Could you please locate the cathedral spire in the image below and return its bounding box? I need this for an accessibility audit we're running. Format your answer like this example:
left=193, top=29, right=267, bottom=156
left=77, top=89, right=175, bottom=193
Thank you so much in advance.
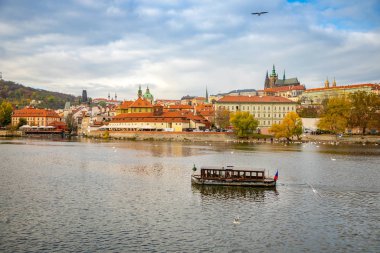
left=283, top=69, right=286, bottom=80
left=324, top=77, right=330, bottom=88
left=272, top=64, right=276, bottom=76
left=138, top=85, right=143, bottom=98
left=264, top=70, right=270, bottom=89
left=205, top=85, right=209, bottom=103
left=332, top=77, right=336, bottom=87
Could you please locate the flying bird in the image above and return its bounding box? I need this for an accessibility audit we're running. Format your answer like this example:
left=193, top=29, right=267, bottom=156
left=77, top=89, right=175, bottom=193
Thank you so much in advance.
left=251, top=11, right=268, bottom=16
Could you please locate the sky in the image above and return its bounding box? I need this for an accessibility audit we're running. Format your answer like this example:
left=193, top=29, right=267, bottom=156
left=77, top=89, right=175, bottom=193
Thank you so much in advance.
left=0, top=0, right=379, bottom=100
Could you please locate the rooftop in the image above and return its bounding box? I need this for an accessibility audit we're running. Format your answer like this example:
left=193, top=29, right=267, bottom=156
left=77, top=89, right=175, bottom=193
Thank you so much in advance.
left=217, top=95, right=296, bottom=103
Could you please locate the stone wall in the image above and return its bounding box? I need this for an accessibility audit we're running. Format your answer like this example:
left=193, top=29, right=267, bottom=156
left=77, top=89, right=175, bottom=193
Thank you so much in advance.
left=0, top=130, right=22, bottom=137
left=87, top=130, right=236, bottom=142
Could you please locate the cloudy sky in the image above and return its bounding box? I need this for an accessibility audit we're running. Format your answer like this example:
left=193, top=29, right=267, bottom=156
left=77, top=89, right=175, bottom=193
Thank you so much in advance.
left=0, top=0, right=379, bottom=100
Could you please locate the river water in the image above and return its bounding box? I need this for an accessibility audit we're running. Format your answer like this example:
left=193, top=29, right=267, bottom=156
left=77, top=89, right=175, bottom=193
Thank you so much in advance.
left=0, top=138, right=379, bottom=252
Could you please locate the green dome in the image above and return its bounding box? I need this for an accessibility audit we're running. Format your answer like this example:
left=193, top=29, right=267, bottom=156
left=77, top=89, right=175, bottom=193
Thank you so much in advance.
left=143, top=87, right=153, bottom=100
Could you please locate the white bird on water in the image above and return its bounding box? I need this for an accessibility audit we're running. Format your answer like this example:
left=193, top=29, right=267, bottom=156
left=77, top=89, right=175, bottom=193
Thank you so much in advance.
left=308, top=183, right=321, bottom=197
left=233, top=216, right=240, bottom=225
left=331, top=157, right=336, bottom=161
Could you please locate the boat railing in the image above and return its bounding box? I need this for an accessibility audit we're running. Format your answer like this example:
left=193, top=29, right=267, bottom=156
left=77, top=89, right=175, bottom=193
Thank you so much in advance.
left=199, top=168, right=266, bottom=181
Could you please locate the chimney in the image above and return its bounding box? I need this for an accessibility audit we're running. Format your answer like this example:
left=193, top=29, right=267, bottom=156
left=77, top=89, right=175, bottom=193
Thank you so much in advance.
left=153, top=105, right=163, bottom=116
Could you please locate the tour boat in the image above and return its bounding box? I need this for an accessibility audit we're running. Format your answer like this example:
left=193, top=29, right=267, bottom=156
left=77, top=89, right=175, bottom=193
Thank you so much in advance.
left=191, top=165, right=277, bottom=188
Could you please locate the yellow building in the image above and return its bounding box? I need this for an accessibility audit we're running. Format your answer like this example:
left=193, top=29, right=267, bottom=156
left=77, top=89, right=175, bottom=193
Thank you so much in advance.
left=107, top=106, right=208, bottom=132
left=12, top=107, right=61, bottom=127
left=301, top=82, right=380, bottom=105
left=115, top=86, right=154, bottom=115
left=115, top=97, right=153, bottom=115
left=215, top=96, right=297, bottom=131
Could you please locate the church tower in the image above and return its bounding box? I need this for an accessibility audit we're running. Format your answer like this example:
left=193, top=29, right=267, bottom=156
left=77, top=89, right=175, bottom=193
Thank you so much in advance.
left=264, top=71, right=270, bottom=89
left=269, top=65, right=278, bottom=88
left=138, top=85, right=143, bottom=98
left=115, top=92, right=117, bottom=101
left=332, top=77, right=336, bottom=87
left=324, top=77, right=330, bottom=88
left=205, top=85, right=209, bottom=103
left=143, top=86, right=154, bottom=103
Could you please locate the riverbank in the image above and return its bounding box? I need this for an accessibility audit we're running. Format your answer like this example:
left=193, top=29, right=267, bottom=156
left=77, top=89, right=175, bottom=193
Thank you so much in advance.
left=85, top=130, right=380, bottom=144
left=86, top=130, right=236, bottom=142
left=302, top=134, right=380, bottom=144
left=0, top=130, right=22, bottom=137
left=3, top=129, right=380, bottom=144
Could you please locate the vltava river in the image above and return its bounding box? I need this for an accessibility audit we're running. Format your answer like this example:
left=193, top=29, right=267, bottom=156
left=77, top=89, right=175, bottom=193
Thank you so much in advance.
left=0, top=138, right=379, bottom=252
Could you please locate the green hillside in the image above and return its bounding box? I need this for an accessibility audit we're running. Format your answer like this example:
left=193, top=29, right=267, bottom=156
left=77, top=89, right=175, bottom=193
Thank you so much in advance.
left=0, top=79, right=80, bottom=109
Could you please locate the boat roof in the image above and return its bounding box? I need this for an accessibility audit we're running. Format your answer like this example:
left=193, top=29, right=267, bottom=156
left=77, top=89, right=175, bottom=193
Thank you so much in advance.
left=200, top=166, right=265, bottom=172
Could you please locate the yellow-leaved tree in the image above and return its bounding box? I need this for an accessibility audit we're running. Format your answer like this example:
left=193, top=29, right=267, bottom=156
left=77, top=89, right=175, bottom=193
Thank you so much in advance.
left=317, top=96, right=351, bottom=134
left=230, top=111, right=259, bottom=138
left=269, top=112, right=303, bottom=141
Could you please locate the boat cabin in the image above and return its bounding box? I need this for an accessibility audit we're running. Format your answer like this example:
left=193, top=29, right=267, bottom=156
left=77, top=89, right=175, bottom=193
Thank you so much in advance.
left=200, top=166, right=266, bottom=181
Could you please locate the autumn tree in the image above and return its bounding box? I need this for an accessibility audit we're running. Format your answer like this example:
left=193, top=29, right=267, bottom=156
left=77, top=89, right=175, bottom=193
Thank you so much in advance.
left=317, top=96, right=350, bottom=134
left=0, top=101, right=13, bottom=127
left=269, top=112, right=303, bottom=141
left=348, top=91, right=380, bottom=135
left=17, top=118, right=27, bottom=128
left=65, top=112, right=77, bottom=134
left=214, top=107, right=230, bottom=129
left=230, top=111, right=259, bottom=137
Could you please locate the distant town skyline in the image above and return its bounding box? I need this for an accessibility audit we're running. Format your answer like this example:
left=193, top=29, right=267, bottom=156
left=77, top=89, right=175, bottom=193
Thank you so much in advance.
left=0, top=0, right=379, bottom=100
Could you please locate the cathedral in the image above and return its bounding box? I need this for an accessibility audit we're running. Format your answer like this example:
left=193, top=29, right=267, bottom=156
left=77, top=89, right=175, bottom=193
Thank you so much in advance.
left=264, top=65, right=300, bottom=89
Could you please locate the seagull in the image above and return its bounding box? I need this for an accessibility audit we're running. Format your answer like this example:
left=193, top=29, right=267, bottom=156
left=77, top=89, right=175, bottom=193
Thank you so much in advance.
left=251, top=11, right=268, bottom=16
left=233, top=216, right=240, bottom=224
left=330, top=157, right=336, bottom=161
left=307, top=183, right=321, bottom=197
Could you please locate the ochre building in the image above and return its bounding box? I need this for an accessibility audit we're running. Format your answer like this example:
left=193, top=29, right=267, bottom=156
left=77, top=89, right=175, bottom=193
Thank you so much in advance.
left=215, top=96, right=297, bottom=131
left=12, top=107, right=61, bottom=127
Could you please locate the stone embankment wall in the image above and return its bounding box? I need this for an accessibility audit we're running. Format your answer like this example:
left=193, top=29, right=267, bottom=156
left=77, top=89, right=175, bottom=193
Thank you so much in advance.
left=0, top=130, right=22, bottom=137
left=302, top=134, right=380, bottom=144
left=87, top=130, right=236, bottom=142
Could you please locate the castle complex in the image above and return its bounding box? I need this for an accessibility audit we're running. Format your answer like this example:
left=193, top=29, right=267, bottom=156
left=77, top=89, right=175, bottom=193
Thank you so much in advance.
left=264, top=65, right=300, bottom=89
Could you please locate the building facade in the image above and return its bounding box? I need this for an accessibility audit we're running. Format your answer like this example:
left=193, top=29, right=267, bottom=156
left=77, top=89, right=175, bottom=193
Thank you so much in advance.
left=107, top=107, right=208, bottom=132
left=263, top=85, right=306, bottom=102
left=215, top=96, right=297, bottom=130
left=12, top=107, right=61, bottom=127
left=301, top=83, right=380, bottom=105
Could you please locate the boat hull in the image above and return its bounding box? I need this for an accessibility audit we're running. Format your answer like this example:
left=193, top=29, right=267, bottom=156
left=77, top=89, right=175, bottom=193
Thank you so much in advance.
left=191, top=175, right=276, bottom=188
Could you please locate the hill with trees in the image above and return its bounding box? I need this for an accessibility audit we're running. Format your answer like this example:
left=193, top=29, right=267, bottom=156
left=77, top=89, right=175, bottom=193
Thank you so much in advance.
left=0, top=79, right=80, bottom=109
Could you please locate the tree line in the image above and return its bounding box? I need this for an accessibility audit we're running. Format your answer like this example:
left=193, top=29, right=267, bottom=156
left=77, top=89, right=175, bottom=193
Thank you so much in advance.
left=317, top=91, right=380, bottom=135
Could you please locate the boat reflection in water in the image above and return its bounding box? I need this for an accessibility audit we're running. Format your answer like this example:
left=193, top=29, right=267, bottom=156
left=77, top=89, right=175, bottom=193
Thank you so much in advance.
left=191, top=183, right=278, bottom=201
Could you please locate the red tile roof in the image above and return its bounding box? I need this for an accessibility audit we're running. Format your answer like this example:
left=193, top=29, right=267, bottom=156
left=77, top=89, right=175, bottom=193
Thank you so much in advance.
left=129, top=97, right=153, bottom=108
left=118, top=100, right=134, bottom=109
left=111, top=111, right=208, bottom=123
left=13, top=108, right=60, bottom=118
left=217, top=95, right=296, bottom=103
left=305, top=83, right=379, bottom=92
left=167, top=105, right=193, bottom=110
left=264, top=85, right=306, bottom=93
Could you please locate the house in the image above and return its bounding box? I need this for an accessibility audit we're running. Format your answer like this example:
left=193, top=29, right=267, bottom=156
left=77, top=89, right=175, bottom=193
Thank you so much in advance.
left=215, top=95, right=297, bottom=133
left=11, top=107, right=61, bottom=127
